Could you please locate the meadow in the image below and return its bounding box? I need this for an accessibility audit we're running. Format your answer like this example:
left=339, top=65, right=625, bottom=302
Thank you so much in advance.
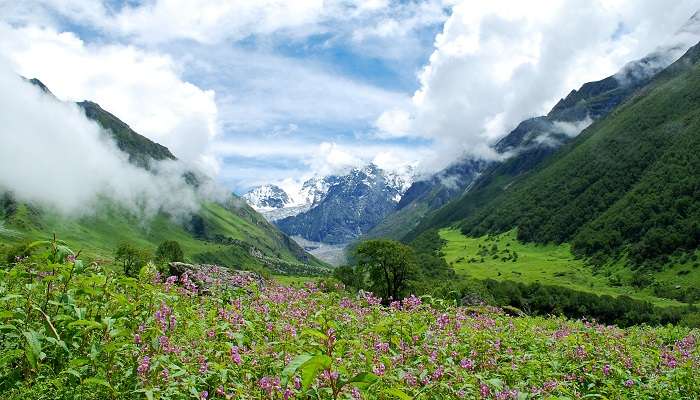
left=1, top=241, right=699, bottom=399
left=439, top=229, right=700, bottom=307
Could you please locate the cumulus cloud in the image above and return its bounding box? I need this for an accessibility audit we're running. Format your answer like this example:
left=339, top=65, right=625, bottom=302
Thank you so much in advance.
left=0, top=23, right=220, bottom=175
left=376, top=0, right=700, bottom=170
left=0, top=59, right=219, bottom=217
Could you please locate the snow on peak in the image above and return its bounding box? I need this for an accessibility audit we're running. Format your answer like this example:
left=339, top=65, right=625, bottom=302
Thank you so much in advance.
left=242, top=184, right=291, bottom=210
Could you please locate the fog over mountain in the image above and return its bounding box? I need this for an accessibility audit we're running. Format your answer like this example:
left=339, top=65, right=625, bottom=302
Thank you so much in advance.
left=0, top=60, right=223, bottom=218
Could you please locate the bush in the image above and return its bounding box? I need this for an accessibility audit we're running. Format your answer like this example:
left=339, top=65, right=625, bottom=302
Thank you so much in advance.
left=155, top=240, right=184, bottom=264
left=114, top=242, right=151, bottom=277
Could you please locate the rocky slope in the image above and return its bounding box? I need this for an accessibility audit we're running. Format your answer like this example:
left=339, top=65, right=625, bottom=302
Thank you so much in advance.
left=274, top=164, right=413, bottom=244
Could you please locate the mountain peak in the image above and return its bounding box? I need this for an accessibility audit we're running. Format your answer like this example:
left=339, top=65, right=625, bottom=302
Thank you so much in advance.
left=242, top=184, right=291, bottom=210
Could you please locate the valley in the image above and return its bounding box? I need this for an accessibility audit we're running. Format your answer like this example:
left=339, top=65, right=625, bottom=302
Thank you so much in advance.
left=2, top=3, right=700, bottom=399
left=439, top=228, right=696, bottom=307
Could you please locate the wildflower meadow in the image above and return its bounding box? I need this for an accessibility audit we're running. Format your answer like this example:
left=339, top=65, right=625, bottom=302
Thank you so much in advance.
left=1, top=242, right=699, bottom=399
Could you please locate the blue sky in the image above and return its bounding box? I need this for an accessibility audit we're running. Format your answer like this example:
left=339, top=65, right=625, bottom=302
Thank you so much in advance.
left=1, top=0, right=699, bottom=195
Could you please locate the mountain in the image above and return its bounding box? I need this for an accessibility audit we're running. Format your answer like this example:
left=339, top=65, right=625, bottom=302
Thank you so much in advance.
left=365, top=158, right=488, bottom=240
left=242, top=184, right=291, bottom=210
left=453, top=41, right=700, bottom=266
left=275, top=164, right=413, bottom=244
left=402, top=16, right=700, bottom=244
left=0, top=79, right=328, bottom=275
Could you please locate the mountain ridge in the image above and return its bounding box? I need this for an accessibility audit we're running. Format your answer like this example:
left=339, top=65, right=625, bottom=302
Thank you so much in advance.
left=1, top=79, right=327, bottom=274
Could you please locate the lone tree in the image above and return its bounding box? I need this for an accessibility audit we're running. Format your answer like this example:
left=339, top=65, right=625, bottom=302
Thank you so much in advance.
left=115, top=243, right=151, bottom=277
left=354, top=239, right=417, bottom=302
left=155, top=240, right=184, bottom=264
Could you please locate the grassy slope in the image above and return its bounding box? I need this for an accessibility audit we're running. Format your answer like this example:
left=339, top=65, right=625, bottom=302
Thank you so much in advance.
left=439, top=228, right=695, bottom=307
left=1, top=80, right=327, bottom=275
left=457, top=43, right=700, bottom=263
left=0, top=200, right=328, bottom=275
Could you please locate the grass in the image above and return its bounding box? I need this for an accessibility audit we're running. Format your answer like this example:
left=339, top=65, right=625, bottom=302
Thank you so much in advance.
left=439, top=228, right=685, bottom=307
left=0, top=201, right=328, bottom=275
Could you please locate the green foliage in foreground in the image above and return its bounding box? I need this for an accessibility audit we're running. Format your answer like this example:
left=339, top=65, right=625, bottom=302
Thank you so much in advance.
left=2, top=246, right=700, bottom=399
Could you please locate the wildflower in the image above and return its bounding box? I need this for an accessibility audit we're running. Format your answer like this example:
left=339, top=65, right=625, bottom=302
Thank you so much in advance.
left=200, top=390, right=208, bottom=399
left=216, top=387, right=225, bottom=397
left=351, top=387, right=362, bottom=399
left=230, top=346, right=242, bottom=365
left=603, top=364, right=611, bottom=376
left=404, top=373, right=417, bottom=387
left=460, top=358, right=475, bottom=370
left=624, top=379, right=634, bottom=387
left=134, top=333, right=142, bottom=345
left=137, top=356, right=150, bottom=377
left=372, top=363, right=386, bottom=376
left=259, top=376, right=281, bottom=395
left=480, top=383, right=491, bottom=398
left=402, top=294, right=422, bottom=310
left=374, top=342, right=389, bottom=354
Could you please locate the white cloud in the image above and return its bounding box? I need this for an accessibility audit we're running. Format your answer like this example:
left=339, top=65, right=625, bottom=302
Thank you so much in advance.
left=374, top=108, right=413, bottom=138
left=193, top=46, right=408, bottom=134
left=0, top=60, right=209, bottom=217
left=0, top=23, right=219, bottom=174
left=376, top=0, right=700, bottom=170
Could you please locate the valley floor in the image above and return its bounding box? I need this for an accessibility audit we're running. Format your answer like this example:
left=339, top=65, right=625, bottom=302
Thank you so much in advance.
left=439, top=229, right=698, bottom=307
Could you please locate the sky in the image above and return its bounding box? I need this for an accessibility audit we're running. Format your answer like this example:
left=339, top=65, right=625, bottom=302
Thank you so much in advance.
left=1, top=0, right=699, bottom=195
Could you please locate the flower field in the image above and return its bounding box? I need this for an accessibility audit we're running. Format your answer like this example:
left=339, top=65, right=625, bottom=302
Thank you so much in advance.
left=1, top=252, right=699, bottom=399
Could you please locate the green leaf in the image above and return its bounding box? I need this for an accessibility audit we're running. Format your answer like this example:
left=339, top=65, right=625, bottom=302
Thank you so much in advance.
left=281, top=354, right=313, bottom=387
left=0, top=349, right=23, bottom=367
left=68, top=319, right=103, bottom=331
left=299, top=354, right=332, bottom=391
left=23, top=330, right=42, bottom=369
left=345, top=372, right=379, bottom=390
left=301, top=328, right=328, bottom=341
left=383, top=388, right=413, bottom=400
left=83, top=377, right=113, bottom=390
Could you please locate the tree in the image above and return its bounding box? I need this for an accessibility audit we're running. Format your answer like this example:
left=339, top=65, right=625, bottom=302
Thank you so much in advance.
left=155, top=240, right=184, bottom=264
left=115, top=243, right=151, bottom=277
left=354, top=239, right=417, bottom=302
left=333, top=265, right=365, bottom=291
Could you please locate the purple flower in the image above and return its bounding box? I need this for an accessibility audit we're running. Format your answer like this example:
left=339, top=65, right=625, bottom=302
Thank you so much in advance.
left=137, top=356, right=150, bottom=377
left=624, top=379, right=635, bottom=387
left=480, top=383, right=491, bottom=398
left=460, top=358, right=475, bottom=370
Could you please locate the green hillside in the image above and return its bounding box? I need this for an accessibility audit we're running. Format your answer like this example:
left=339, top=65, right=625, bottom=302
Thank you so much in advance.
left=458, top=42, right=700, bottom=266
left=0, top=80, right=327, bottom=275
left=439, top=228, right=700, bottom=307
left=407, top=42, right=700, bottom=271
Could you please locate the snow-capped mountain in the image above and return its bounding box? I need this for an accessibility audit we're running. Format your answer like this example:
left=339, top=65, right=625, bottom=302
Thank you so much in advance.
left=241, top=184, right=291, bottom=210
left=275, top=164, right=415, bottom=244
left=243, top=164, right=414, bottom=226
left=242, top=163, right=414, bottom=244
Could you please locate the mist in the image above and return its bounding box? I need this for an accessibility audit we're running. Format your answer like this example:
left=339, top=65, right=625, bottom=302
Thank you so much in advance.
left=0, top=60, right=219, bottom=219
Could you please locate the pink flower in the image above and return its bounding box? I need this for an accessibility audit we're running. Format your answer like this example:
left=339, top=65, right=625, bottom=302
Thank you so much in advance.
left=460, top=358, right=475, bottom=370
left=230, top=346, right=242, bottom=365
left=480, top=383, right=491, bottom=398
left=137, top=356, right=150, bottom=377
